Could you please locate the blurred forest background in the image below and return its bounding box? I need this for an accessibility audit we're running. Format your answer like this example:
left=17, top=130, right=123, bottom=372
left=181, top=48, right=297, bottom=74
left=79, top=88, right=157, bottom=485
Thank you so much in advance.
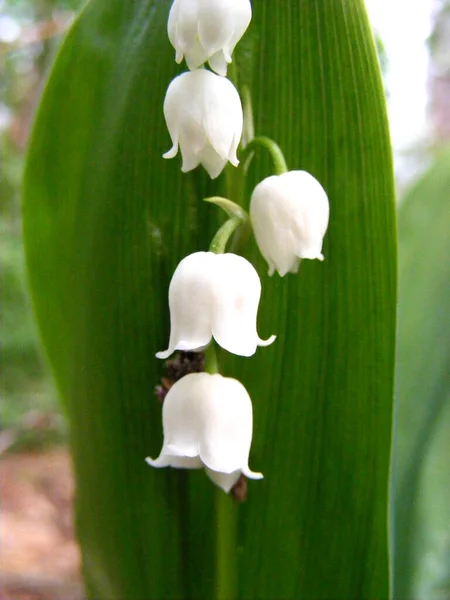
left=0, top=0, right=449, bottom=598
left=1, top=2, right=83, bottom=598
left=1, top=0, right=81, bottom=451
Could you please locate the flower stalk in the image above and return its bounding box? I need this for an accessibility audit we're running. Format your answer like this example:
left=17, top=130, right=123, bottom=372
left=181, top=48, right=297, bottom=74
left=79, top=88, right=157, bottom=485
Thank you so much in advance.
left=216, top=489, right=238, bottom=600
left=151, top=3, right=330, bottom=599
left=209, top=216, right=243, bottom=255
left=202, top=332, right=238, bottom=600
left=204, top=342, right=219, bottom=375
left=241, top=135, right=289, bottom=175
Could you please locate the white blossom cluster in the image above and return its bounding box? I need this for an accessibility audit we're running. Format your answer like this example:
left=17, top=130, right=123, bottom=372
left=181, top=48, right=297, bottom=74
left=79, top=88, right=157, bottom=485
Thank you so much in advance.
left=147, top=0, right=330, bottom=495
left=163, top=0, right=249, bottom=179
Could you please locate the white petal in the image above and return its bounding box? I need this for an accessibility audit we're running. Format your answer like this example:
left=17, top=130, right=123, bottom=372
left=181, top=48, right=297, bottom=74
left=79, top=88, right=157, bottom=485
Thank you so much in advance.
left=205, top=466, right=263, bottom=493
left=197, top=142, right=228, bottom=179
left=146, top=455, right=203, bottom=469
left=170, top=456, right=203, bottom=469
left=163, top=70, right=242, bottom=177
left=163, top=72, right=206, bottom=159
left=227, top=133, right=240, bottom=168
left=179, top=146, right=201, bottom=174
left=211, top=254, right=276, bottom=356
left=174, top=48, right=184, bottom=64
left=287, top=171, right=329, bottom=232
left=223, top=0, right=252, bottom=57
left=195, top=374, right=254, bottom=473
left=163, top=76, right=185, bottom=159
left=205, top=468, right=241, bottom=493
left=175, top=75, right=209, bottom=154
left=198, top=0, right=251, bottom=73
left=168, top=0, right=251, bottom=75
left=156, top=252, right=215, bottom=359
left=241, top=466, right=264, bottom=480
left=288, top=257, right=302, bottom=274
left=165, top=443, right=198, bottom=458
left=196, top=0, right=235, bottom=56
left=163, top=143, right=179, bottom=160
left=146, top=454, right=172, bottom=468
left=201, top=73, right=243, bottom=160
left=169, top=0, right=199, bottom=57
left=160, top=374, right=205, bottom=457
left=167, top=1, right=182, bottom=61
left=250, top=171, right=329, bottom=276
left=250, top=175, right=299, bottom=276
left=146, top=373, right=262, bottom=491
left=183, top=39, right=209, bottom=71
left=146, top=373, right=213, bottom=469
left=158, top=251, right=274, bottom=359
left=207, top=51, right=229, bottom=77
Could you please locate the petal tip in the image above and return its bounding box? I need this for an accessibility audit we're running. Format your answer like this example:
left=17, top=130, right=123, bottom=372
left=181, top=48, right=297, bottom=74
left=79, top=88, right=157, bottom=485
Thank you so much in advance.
left=210, top=61, right=227, bottom=76
left=258, top=334, right=276, bottom=348
left=243, top=467, right=264, bottom=481
left=163, top=145, right=178, bottom=160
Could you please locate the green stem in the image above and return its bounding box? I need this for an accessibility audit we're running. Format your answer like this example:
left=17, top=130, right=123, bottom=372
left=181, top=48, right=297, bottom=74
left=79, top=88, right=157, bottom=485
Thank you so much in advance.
left=240, top=135, right=289, bottom=175
left=221, top=162, right=250, bottom=255
left=204, top=344, right=237, bottom=600
left=204, top=196, right=248, bottom=221
left=227, top=56, right=239, bottom=90
left=228, top=219, right=252, bottom=255
left=205, top=196, right=250, bottom=256
left=209, top=216, right=242, bottom=254
left=204, top=343, right=218, bottom=374
left=216, top=489, right=237, bottom=600
left=210, top=99, right=242, bottom=600
left=241, top=84, right=255, bottom=148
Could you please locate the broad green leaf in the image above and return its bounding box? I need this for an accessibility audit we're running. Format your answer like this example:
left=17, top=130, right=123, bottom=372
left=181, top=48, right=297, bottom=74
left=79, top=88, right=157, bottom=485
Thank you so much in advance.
left=23, top=1, right=397, bottom=598
left=395, top=148, right=450, bottom=600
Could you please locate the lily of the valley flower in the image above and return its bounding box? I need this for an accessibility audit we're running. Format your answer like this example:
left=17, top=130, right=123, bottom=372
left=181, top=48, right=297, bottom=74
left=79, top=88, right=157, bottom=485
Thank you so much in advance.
left=163, top=70, right=243, bottom=179
left=156, top=251, right=275, bottom=359
left=250, top=171, right=330, bottom=276
left=146, top=372, right=262, bottom=493
left=168, top=0, right=252, bottom=76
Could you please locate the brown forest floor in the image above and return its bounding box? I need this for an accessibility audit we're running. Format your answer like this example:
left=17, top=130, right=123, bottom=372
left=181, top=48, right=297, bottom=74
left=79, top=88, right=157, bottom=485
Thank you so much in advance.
left=0, top=449, right=84, bottom=600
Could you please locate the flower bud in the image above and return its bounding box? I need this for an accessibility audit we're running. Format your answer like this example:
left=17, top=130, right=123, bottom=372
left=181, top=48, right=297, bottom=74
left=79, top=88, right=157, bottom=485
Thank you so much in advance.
left=163, top=70, right=243, bottom=179
left=250, top=171, right=330, bottom=276
left=156, top=251, right=275, bottom=359
left=168, top=0, right=252, bottom=76
left=146, top=372, right=263, bottom=493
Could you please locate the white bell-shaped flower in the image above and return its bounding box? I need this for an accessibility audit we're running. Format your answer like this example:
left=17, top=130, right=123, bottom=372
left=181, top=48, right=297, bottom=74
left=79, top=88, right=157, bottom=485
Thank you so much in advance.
left=250, top=171, right=330, bottom=276
left=163, top=70, right=243, bottom=179
left=146, top=372, right=263, bottom=493
left=156, top=251, right=275, bottom=359
left=168, top=0, right=252, bottom=76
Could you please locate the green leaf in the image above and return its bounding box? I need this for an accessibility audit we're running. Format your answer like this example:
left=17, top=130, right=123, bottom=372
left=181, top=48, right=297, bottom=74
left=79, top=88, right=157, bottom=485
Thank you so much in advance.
left=394, top=148, right=450, bottom=600
left=23, top=1, right=397, bottom=598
